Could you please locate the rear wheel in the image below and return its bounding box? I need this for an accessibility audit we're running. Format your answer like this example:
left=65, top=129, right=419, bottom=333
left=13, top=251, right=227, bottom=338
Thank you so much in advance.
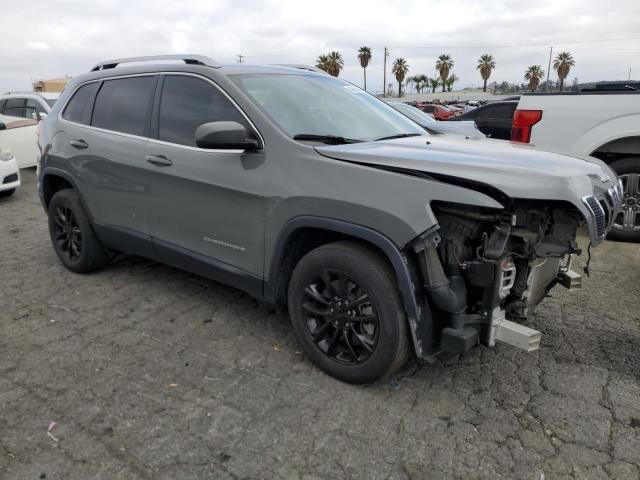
left=48, top=189, right=109, bottom=272
left=608, top=158, right=640, bottom=242
left=287, top=241, right=409, bottom=384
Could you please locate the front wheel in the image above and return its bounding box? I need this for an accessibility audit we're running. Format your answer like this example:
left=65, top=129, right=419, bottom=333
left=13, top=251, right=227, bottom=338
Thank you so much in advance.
left=608, top=158, right=640, bottom=242
left=287, top=241, right=409, bottom=384
left=0, top=188, right=15, bottom=197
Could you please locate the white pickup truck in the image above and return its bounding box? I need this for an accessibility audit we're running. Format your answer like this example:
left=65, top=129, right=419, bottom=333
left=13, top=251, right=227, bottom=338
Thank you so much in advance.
left=513, top=87, right=640, bottom=242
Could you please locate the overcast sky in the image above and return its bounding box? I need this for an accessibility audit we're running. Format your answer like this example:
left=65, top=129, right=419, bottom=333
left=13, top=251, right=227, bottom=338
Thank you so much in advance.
left=2, top=0, right=640, bottom=94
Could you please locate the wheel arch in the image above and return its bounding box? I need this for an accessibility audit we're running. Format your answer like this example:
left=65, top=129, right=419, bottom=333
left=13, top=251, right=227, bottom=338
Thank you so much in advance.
left=41, top=168, right=95, bottom=223
left=264, top=216, right=430, bottom=357
left=590, top=135, right=640, bottom=162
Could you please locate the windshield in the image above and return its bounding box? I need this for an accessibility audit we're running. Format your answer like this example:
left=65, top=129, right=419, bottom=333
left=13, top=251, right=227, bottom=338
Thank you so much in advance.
left=392, top=103, right=436, bottom=124
left=232, top=74, right=425, bottom=142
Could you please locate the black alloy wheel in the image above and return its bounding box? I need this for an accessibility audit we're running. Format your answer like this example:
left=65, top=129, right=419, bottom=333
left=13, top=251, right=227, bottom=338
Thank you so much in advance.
left=302, top=269, right=379, bottom=365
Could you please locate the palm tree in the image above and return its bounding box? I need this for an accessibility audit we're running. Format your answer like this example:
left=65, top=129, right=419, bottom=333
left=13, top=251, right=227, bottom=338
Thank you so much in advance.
left=357, top=47, right=372, bottom=90
left=326, top=51, right=344, bottom=77
left=445, top=74, right=458, bottom=92
left=553, top=52, right=575, bottom=91
left=435, top=54, right=454, bottom=92
left=416, top=74, right=429, bottom=93
left=407, top=74, right=428, bottom=93
left=429, top=77, right=440, bottom=93
left=316, top=54, right=330, bottom=74
left=391, top=58, right=409, bottom=97
left=476, top=54, right=496, bottom=92
left=524, top=65, right=545, bottom=91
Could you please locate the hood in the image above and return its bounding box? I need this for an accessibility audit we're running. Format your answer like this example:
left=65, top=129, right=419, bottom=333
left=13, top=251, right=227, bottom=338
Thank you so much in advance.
left=316, top=135, right=617, bottom=202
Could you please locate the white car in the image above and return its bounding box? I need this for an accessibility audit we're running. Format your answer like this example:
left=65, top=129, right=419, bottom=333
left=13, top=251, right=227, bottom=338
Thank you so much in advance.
left=0, top=116, right=39, bottom=168
left=0, top=91, right=59, bottom=120
left=0, top=143, right=20, bottom=197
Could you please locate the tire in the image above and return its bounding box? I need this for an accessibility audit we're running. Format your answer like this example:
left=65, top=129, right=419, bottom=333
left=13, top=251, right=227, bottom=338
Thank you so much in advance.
left=607, top=158, right=640, bottom=242
left=47, top=189, right=109, bottom=273
left=287, top=241, right=409, bottom=384
left=0, top=188, right=15, bottom=197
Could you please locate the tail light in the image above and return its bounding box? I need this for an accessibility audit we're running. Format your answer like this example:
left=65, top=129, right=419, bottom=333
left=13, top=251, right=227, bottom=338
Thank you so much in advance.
left=511, top=109, right=542, bottom=143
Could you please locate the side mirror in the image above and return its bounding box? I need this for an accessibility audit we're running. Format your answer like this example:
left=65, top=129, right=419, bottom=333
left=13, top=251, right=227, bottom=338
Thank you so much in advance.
left=0, top=122, right=6, bottom=131
left=195, top=121, right=260, bottom=150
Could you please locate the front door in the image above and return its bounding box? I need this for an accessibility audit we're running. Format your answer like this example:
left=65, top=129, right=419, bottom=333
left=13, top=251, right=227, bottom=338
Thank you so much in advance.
left=144, top=74, right=266, bottom=285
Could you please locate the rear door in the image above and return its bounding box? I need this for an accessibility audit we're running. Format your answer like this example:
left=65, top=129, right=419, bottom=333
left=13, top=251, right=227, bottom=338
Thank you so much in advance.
left=144, top=73, right=266, bottom=281
left=58, top=76, right=156, bottom=251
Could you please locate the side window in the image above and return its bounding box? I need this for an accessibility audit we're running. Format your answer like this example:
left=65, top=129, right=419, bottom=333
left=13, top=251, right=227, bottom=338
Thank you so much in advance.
left=63, top=82, right=100, bottom=125
left=26, top=99, right=47, bottom=118
left=92, top=76, right=155, bottom=136
left=158, top=75, right=249, bottom=147
left=4, top=98, right=27, bottom=118
left=477, top=105, right=511, bottom=119
left=0, top=100, right=6, bottom=114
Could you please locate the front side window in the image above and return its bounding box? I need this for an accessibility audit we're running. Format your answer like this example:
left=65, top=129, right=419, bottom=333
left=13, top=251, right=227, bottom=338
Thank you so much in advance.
left=158, top=75, right=248, bottom=147
left=92, top=76, right=155, bottom=136
left=63, top=82, right=100, bottom=125
left=232, top=74, right=424, bottom=142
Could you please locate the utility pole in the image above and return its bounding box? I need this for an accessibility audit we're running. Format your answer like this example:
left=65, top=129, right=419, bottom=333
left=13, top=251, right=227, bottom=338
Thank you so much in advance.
left=236, top=54, right=245, bottom=63
left=629, top=67, right=632, bottom=81
left=383, top=47, right=389, bottom=97
left=546, top=46, right=553, bottom=92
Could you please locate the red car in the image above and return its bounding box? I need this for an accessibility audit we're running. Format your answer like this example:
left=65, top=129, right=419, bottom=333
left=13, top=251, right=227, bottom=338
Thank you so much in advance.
left=417, top=103, right=454, bottom=120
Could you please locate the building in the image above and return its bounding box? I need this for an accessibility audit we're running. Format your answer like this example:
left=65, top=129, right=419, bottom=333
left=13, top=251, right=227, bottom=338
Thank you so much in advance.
left=32, top=77, right=72, bottom=93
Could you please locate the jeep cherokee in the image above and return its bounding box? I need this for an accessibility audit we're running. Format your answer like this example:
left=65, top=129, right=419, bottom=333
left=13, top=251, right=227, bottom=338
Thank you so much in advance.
left=37, top=55, right=623, bottom=384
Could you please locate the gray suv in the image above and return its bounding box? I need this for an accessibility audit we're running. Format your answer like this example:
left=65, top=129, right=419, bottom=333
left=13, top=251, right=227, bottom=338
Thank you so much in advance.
left=37, top=55, right=623, bottom=384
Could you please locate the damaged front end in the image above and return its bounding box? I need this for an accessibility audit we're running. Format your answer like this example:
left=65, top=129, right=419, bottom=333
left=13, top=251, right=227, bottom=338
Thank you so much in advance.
left=411, top=201, right=586, bottom=355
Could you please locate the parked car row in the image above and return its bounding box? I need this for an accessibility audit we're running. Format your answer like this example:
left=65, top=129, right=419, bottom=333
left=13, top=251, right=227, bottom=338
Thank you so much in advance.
left=35, top=55, right=624, bottom=384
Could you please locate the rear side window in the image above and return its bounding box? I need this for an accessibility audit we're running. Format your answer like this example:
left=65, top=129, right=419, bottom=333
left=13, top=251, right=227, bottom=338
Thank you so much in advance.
left=4, top=98, right=27, bottom=118
left=476, top=104, right=513, bottom=119
left=157, top=75, right=248, bottom=147
left=62, top=82, right=100, bottom=124
left=92, top=76, right=155, bottom=136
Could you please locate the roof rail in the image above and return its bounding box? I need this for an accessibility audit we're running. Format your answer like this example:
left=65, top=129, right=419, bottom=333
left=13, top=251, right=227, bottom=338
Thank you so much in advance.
left=272, top=64, right=329, bottom=75
left=90, top=54, right=221, bottom=72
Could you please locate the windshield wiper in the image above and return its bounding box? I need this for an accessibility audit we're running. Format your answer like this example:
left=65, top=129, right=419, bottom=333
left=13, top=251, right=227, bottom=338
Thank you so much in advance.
left=374, top=133, right=423, bottom=141
left=293, top=134, right=363, bottom=145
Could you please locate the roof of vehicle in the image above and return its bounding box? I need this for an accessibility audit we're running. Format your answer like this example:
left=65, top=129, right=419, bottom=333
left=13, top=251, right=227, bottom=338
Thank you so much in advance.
left=86, top=55, right=327, bottom=78
left=1, top=91, right=60, bottom=100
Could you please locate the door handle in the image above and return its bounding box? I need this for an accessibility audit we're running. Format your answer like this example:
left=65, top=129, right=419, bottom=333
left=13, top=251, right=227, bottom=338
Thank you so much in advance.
left=145, top=155, right=173, bottom=167
left=70, top=139, right=88, bottom=149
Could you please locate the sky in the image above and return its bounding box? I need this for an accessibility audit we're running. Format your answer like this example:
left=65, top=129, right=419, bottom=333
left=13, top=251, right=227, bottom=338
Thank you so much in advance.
left=2, top=0, right=640, bottom=94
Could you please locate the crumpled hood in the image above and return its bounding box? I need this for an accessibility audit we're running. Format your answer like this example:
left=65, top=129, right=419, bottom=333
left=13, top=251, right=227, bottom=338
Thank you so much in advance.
left=316, top=135, right=617, bottom=202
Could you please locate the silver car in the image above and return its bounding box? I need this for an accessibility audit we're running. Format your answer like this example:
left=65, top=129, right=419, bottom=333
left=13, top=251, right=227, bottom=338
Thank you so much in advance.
left=37, top=55, right=622, bottom=384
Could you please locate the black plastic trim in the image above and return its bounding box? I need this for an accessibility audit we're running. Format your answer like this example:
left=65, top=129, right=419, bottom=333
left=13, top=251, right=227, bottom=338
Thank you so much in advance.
left=265, top=216, right=429, bottom=357
left=93, top=224, right=263, bottom=299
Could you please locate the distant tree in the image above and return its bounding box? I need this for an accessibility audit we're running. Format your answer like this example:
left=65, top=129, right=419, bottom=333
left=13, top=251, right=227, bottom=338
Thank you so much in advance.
left=327, top=51, right=344, bottom=77
left=524, top=65, right=545, bottom=91
left=435, top=54, right=454, bottom=92
left=316, top=54, right=330, bottom=74
left=408, top=74, right=429, bottom=93
left=429, top=77, right=440, bottom=93
left=391, top=58, right=410, bottom=97
left=553, top=52, right=575, bottom=91
left=357, top=46, right=372, bottom=90
left=476, top=54, right=496, bottom=92
left=445, top=74, right=458, bottom=92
